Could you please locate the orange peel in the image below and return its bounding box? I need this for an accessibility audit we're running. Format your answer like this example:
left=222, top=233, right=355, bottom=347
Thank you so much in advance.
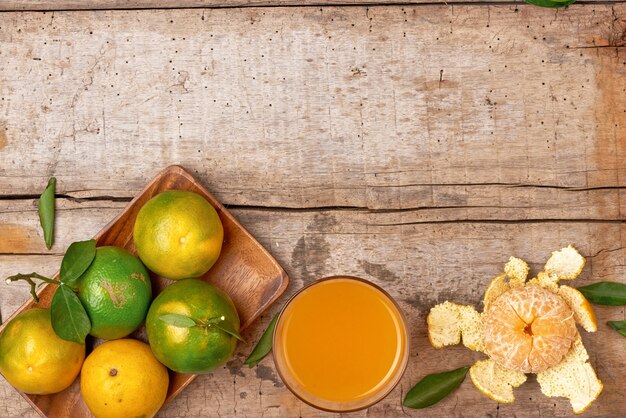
left=427, top=301, right=484, bottom=353
left=528, top=271, right=559, bottom=292
left=544, top=245, right=586, bottom=280
left=427, top=245, right=602, bottom=413
left=537, top=337, right=603, bottom=414
left=469, top=358, right=527, bottom=403
left=504, top=256, right=529, bottom=287
left=557, top=286, right=597, bottom=333
left=483, top=274, right=510, bottom=311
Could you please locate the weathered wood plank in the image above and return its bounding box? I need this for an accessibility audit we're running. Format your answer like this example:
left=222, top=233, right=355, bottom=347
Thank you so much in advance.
left=0, top=0, right=620, bottom=12
left=1, top=209, right=625, bottom=417
left=0, top=3, right=625, bottom=418
left=3, top=196, right=626, bottom=257
left=0, top=5, right=624, bottom=216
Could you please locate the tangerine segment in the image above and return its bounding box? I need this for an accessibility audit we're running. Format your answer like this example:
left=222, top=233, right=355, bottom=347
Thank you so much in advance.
left=469, top=358, right=527, bottom=403
left=537, top=337, right=603, bottom=414
left=483, top=285, right=577, bottom=373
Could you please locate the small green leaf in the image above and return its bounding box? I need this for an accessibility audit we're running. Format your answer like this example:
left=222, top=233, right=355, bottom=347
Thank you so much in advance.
left=160, top=313, right=197, bottom=328
left=244, top=313, right=279, bottom=367
left=577, top=282, right=626, bottom=306
left=211, top=317, right=244, bottom=342
left=38, top=177, right=56, bottom=250
left=525, top=0, right=576, bottom=8
left=608, top=320, right=626, bottom=331
left=403, top=366, right=470, bottom=409
left=50, top=285, right=91, bottom=343
left=60, top=240, right=96, bottom=286
left=608, top=321, right=626, bottom=337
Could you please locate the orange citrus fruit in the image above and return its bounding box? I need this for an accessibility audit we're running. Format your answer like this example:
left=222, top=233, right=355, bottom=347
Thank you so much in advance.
left=133, top=190, right=224, bottom=280
left=145, top=279, right=240, bottom=373
left=483, top=285, right=577, bottom=373
left=0, top=308, right=85, bottom=394
left=76, top=246, right=152, bottom=340
left=80, top=339, right=168, bottom=418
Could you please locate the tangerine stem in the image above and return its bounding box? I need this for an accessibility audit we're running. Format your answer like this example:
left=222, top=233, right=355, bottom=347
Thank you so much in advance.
left=5, top=272, right=58, bottom=303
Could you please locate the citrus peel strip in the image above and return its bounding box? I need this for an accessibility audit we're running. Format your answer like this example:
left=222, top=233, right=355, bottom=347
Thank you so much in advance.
left=536, top=337, right=603, bottom=414
left=427, top=301, right=485, bottom=353
left=469, top=358, right=527, bottom=404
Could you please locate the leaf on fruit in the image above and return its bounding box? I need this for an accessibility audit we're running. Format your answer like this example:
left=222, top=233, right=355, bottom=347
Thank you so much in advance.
left=50, top=285, right=91, bottom=343
left=159, top=313, right=197, bottom=328
left=60, top=239, right=96, bottom=286
left=211, top=316, right=244, bottom=342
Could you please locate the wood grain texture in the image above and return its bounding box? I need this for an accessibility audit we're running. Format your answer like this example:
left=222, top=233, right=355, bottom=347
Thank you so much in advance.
left=0, top=3, right=625, bottom=418
left=0, top=5, right=624, bottom=217
left=2, top=207, right=625, bottom=417
left=0, top=0, right=620, bottom=12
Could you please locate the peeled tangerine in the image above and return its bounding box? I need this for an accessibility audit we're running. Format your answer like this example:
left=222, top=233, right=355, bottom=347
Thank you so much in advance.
left=427, top=246, right=602, bottom=414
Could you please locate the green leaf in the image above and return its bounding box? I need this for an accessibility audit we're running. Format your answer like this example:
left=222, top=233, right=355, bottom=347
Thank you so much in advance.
left=50, top=285, right=91, bottom=343
left=60, top=240, right=96, bottom=286
left=403, top=366, right=470, bottom=409
left=159, top=313, right=197, bottom=328
left=211, top=317, right=244, bottom=342
left=577, top=282, right=626, bottom=306
left=608, top=321, right=626, bottom=337
left=525, top=0, right=576, bottom=8
left=608, top=320, right=626, bottom=331
left=38, top=177, right=56, bottom=250
left=244, top=313, right=279, bottom=367
left=607, top=321, right=626, bottom=337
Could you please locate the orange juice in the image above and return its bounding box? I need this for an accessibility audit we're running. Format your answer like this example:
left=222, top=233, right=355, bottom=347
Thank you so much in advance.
left=273, top=277, right=408, bottom=412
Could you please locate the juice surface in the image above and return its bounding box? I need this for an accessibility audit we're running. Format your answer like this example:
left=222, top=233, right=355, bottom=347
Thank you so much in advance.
left=276, top=278, right=406, bottom=403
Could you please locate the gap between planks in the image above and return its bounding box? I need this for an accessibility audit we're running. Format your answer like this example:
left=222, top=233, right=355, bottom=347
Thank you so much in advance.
left=0, top=0, right=624, bottom=12
left=2, top=197, right=626, bottom=217
left=1, top=183, right=625, bottom=200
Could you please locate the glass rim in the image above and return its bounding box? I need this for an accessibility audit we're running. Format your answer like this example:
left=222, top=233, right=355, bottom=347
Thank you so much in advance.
left=272, top=275, right=410, bottom=413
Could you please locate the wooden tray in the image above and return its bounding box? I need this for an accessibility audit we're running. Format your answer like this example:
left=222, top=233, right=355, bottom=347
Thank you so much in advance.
left=0, top=165, right=289, bottom=417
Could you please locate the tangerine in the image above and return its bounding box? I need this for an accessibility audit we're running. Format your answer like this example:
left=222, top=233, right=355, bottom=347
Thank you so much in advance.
left=80, top=339, right=168, bottom=418
left=483, top=285, right=577, bottom=373
left=76, top=246, right=152, bottom=340
left=133, top=190, right=224, bottom=280
left=146, top=279, right=240, bottom=374
left=0, top=308, right=85, bottom=394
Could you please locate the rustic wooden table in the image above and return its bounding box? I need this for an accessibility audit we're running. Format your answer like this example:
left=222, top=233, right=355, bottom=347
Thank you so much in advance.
left=0, top=1, right=625, bottom=417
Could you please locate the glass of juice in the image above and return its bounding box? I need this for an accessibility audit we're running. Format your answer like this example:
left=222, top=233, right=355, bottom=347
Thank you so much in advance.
left=273, top=276, right=409, bottom=412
